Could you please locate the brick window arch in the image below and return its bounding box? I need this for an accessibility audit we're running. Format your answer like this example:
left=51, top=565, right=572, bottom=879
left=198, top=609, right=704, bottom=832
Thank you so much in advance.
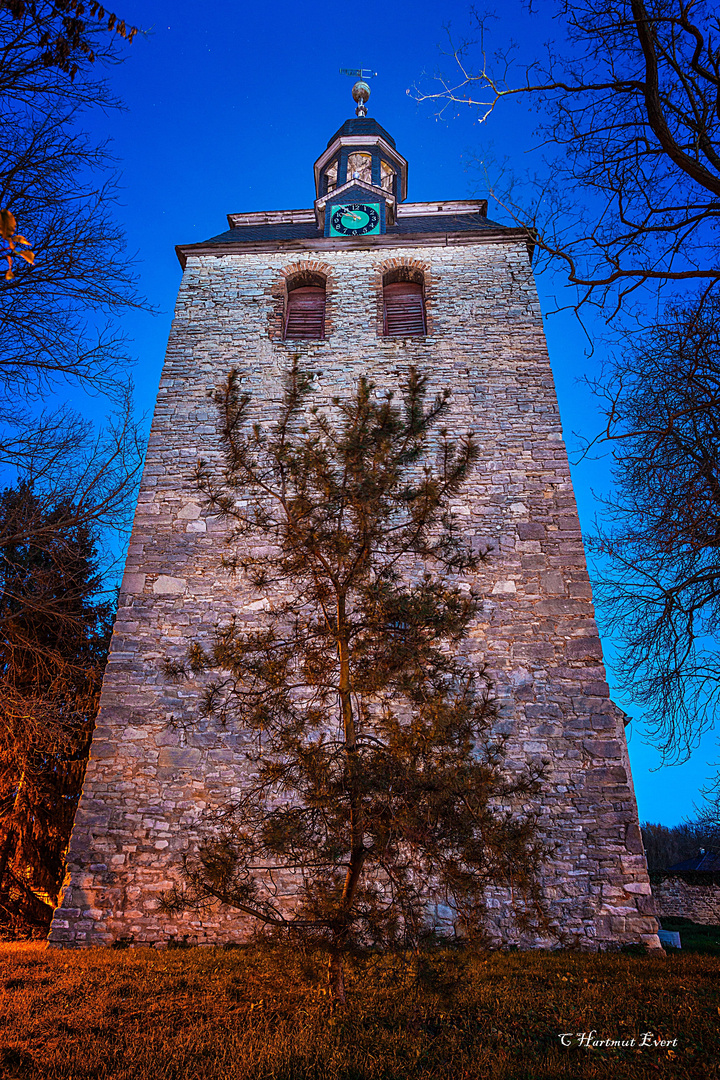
left=284, top=270, right=326, bottom=340
left=382, top=267, right=426, bottom=338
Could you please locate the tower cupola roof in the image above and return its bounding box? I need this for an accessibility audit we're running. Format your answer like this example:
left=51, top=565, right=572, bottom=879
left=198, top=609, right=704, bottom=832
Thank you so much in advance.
left=326, top=117, right=396, bottom=149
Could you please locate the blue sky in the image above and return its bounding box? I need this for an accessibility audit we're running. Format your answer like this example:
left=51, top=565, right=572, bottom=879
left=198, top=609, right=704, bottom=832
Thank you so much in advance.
left=68, top=0, right=717, bottom=826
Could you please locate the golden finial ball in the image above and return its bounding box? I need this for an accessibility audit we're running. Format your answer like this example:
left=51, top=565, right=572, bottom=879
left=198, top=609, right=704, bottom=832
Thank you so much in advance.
left=352, top=80, right=371, bottom=105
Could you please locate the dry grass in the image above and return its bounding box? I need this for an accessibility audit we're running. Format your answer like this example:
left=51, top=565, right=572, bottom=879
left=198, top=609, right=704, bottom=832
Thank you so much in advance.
left=1, top=941, right=719, bottom=1079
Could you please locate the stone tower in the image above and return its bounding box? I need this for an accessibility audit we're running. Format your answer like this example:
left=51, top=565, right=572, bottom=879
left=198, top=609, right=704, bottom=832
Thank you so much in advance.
left=49, top=88, right=660, bottom=950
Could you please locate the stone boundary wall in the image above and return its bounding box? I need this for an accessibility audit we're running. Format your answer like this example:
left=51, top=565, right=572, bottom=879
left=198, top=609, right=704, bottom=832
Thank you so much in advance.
left=49, top=236, right=660, bottom=951
left=652, top=878, right=720, bottom=925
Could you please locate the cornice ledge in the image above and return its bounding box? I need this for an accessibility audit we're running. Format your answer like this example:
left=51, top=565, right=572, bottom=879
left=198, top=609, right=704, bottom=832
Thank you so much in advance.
left=175, top=227, right=533, bottom=269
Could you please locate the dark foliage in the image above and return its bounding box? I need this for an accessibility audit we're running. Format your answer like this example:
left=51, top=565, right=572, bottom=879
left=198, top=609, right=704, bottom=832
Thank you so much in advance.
left=163, top=363, right=546, bottom=1000
left=0, top=0, right=139, bottom=98
left=642, top=819, right=720, bottom=873
left=0, top=483, right=113, bottom=935
left=2, top=1, right=138, bottom=81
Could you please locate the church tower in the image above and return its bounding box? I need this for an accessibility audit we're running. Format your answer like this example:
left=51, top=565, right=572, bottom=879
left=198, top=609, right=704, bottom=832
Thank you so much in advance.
left=50, top=86, right=660, bottom=950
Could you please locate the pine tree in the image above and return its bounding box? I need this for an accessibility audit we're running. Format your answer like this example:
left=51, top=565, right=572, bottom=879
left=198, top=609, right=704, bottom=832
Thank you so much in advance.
left=163, top=363, right=546, bottom=1000
left=0, top=484, right=112, bottom=934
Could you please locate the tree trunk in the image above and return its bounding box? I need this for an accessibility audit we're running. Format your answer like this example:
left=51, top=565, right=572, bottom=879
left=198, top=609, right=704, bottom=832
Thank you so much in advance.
left=336, top=597, right=366, bottom=914
left=327, top=949, right=347, bottom=1006
left=0, top=827, right=16, bottom=893
left=0, top=768, right=25, bottom=892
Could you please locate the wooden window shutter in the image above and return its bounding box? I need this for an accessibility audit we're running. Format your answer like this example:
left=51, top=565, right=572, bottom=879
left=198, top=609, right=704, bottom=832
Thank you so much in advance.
left=383, top=281, right=426, bottom=337
left=285, top=285, right=326, bottom=340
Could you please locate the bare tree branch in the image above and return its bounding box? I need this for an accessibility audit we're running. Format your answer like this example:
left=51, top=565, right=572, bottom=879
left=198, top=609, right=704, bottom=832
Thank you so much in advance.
left=587, top=295, right=720, bottom=762
left=412, top=0, right=720, bottom=314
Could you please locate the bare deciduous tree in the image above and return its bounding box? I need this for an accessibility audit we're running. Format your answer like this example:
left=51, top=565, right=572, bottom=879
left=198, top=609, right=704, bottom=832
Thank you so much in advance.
left=0, top=6, right=145, bottom=398
left=0, top=0, right=139, bottom=131
left=0, top=388, right=144, bottom=561
left=586, top=296, right=720, bottom=762
left=1, top=0, right=139, bottom=84
left=415, top=0, right=720, bottom=802
left=1, top=0, right=140, bottom=280
left=413, top=0, right=720, bottom=315
left=0, top=0, right=146, bottom=549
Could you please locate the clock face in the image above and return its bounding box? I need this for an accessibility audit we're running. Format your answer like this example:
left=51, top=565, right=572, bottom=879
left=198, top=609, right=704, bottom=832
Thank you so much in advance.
left=329, top=203, right=381, bottom=237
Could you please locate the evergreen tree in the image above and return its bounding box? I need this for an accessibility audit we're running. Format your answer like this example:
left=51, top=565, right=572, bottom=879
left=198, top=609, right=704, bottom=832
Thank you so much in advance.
left=163, top=363, right=546, bottom=1001
left=0, top=483, right=112, bottom=934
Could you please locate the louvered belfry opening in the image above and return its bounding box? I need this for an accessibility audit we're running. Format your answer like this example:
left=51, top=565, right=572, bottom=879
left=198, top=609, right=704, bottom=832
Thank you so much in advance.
left=284, top=275, right=326, bottom=340
left=383, top=273, right=426, bottom=338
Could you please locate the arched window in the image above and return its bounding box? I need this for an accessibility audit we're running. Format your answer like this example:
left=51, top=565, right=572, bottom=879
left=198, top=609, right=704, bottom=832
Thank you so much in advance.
left=284, top=274, right=326, bottom=340
left=347, top=151, right=373, bottom=184
left=324, top=159, right=338, bottom=194
left=383, top=269, right=426, bottom=338
left=380, top=159, right=395, bottom=193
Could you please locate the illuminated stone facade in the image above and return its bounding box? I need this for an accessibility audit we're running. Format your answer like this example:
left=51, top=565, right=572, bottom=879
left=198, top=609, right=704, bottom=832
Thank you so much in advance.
left=49, top=115, right=660, bottom=951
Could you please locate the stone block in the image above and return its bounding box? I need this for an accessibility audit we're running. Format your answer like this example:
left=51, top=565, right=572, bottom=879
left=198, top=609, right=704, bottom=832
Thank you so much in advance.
left=586, top=766, right=629, bottom=786
left=624, top=823, right=645, bottom=855
left=177, top=503, right=202, bottom=519
left=516, top=523, right=545, bottom=540
left=565, top=638, right=604, bottom=660
left=157, top=747, right=202, bottom=768
left=121, top=573, right=146, bottom=594
left=636, top=894, right=657, bottom=916
left=540, top=572, right=565, bottom=595
left=492, top=580, right=517, bottom=595
left=153, top=576, right=187, bottom=596
left=582, top=740, right=621, bottom=759
left=537, top=599, right=586, bottom=616
left=623, top=882, right=652, bottom=895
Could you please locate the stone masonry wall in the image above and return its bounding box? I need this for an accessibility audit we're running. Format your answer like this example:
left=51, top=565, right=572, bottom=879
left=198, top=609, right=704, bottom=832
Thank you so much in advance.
left=652, top=878, right=720, bottom=925
left=49, top=237, right=660, bottom=950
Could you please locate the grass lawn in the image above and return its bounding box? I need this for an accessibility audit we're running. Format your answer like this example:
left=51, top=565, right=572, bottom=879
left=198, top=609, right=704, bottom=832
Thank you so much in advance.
left=1, top=942, right=719, bottom=1079
left=660, top=917, right=720, bottom=956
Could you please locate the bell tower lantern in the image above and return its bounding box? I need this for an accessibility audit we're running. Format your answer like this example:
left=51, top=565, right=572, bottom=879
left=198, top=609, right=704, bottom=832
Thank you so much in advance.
left=313, top=81, right=408, bottom=235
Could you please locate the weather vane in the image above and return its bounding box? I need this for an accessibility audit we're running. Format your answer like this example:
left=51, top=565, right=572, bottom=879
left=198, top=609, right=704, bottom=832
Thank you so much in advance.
left=339, top=67, right=377, bottom=116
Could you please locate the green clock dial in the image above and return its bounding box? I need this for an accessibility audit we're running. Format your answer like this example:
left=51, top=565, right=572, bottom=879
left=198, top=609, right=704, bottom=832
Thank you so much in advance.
left=329, top=202, right=381, bottom=237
